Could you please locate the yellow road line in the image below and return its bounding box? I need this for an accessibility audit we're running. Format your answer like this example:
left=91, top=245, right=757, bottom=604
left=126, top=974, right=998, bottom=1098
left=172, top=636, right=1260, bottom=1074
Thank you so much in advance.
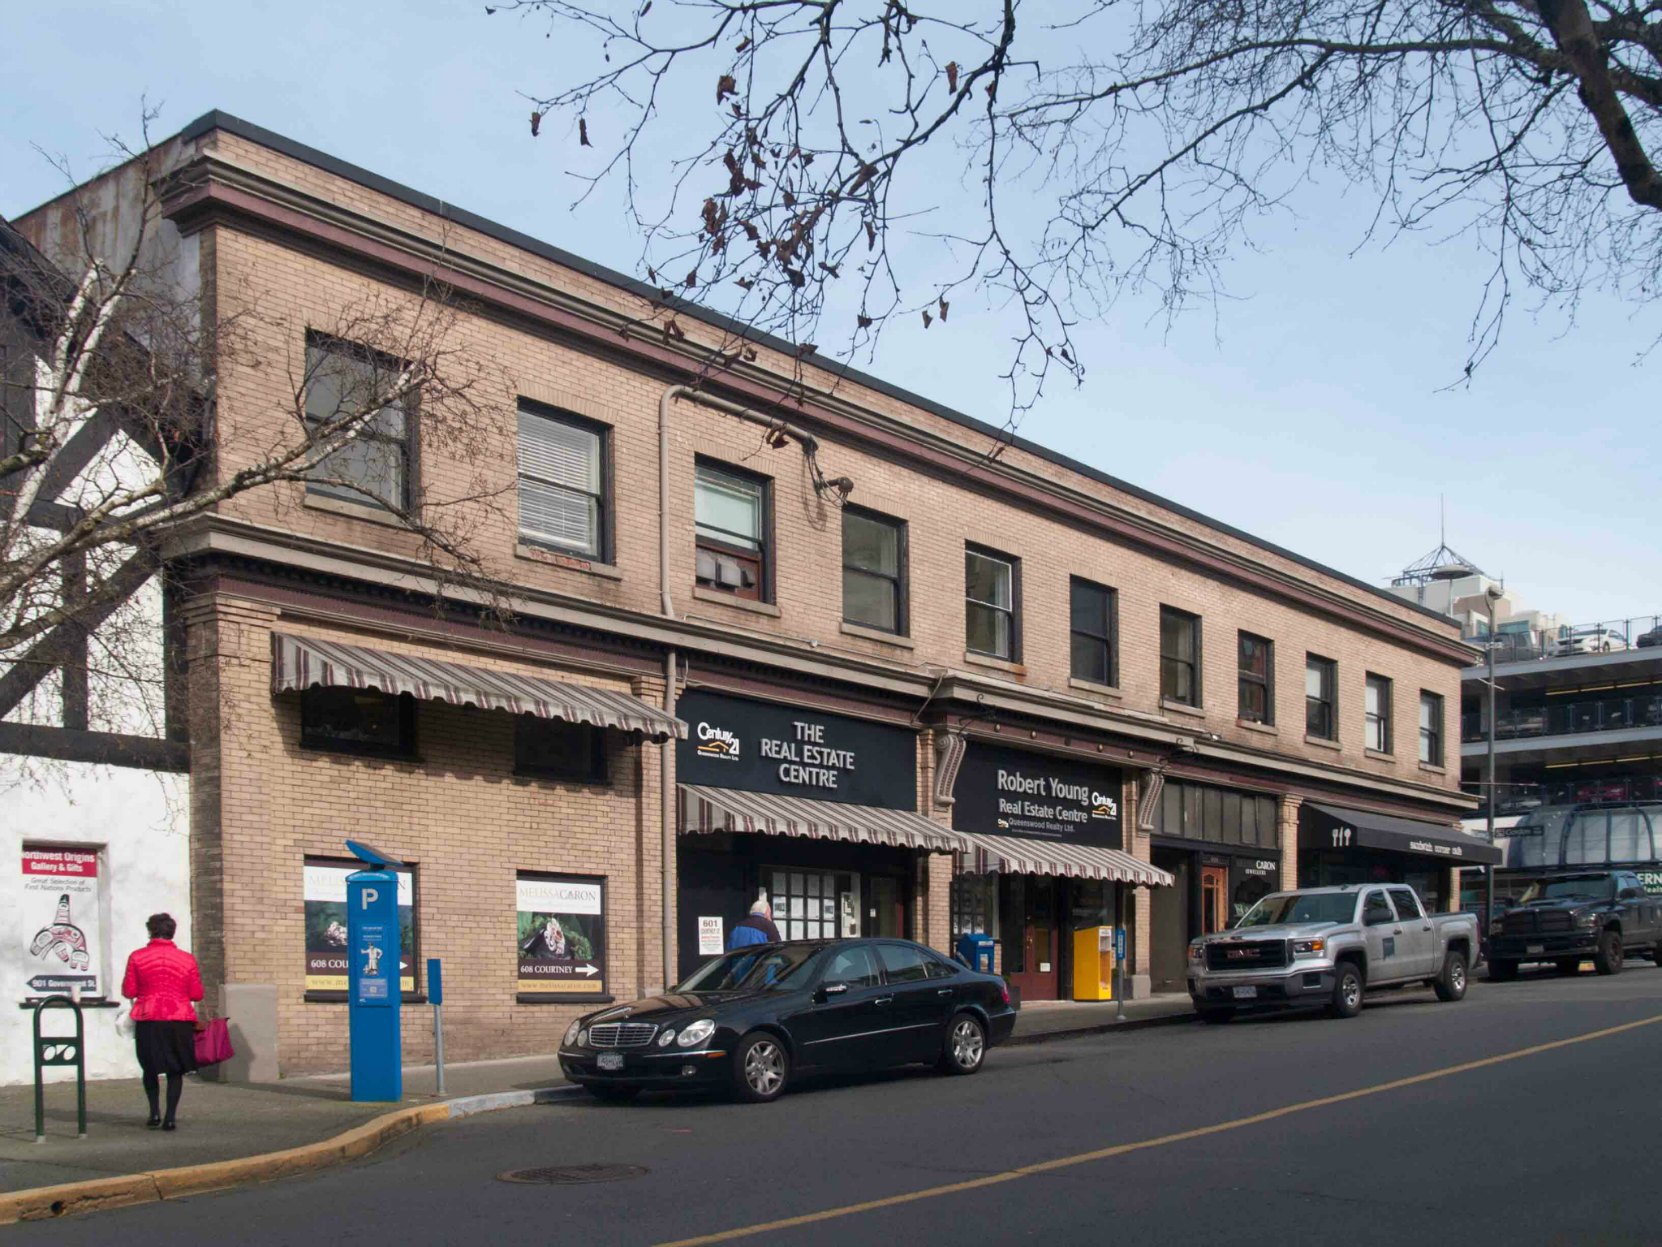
left=657, top=1012, right=1662, bottom=1247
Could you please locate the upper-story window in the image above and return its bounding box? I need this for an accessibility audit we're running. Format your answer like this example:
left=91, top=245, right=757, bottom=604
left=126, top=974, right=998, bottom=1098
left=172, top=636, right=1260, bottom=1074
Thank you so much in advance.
left=303, top=336, right=412, bottom=511
left=1238, top=632, right=1273, bottom=724
left=1419, top=691, right=1444, bottom=766
left=1365, top=673, right=1393, bottom=753
left=965, top=545, right=1018, bottom=660
left=842, top=507, right=906, bottom=634
left=1160, top=606, right=1201, bottom=707
left=514, top=716, right=608, bottom=784
left=1306, top=654, right=1337, bottom=740
left=300, top=687, right=416, bottom=759
left=695, top=461, right=770, bottom=601
left=1070, top=578, right=1118, bottom=686
left=516, top=402, right=607, bottom=559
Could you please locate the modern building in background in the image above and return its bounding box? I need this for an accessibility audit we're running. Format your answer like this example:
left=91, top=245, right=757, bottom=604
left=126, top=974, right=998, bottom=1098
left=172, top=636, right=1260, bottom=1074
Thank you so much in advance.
left=7, top=113, right=1481, bottom=1079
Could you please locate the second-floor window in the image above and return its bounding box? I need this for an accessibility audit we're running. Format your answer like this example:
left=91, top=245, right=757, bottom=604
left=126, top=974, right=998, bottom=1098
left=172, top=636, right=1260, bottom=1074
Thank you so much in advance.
left=842, top=507, right=906, bottom=634
left=1306, top=655, right=1337, bottom=740
left=516, top=402, right=607, bottom=559
left=1419, top=691, right=1444, bottom=765
left=303, top=336, right=412, bottom=511
left=1070, top=578, right=1118, bottom=686
left=695, top=461, right=769, bottom=601
left=965, top=545, right=1017, bottom=660
left=1365, top=673, right=1393, bottom=752
left=1238, top=632, right=1273, bottom=724
left=1160, top=607, right=1201, bottom=706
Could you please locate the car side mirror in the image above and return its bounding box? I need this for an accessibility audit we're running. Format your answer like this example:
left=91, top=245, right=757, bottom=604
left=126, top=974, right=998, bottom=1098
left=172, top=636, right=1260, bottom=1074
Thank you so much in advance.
left=815, top=982, right=850, bottom=1003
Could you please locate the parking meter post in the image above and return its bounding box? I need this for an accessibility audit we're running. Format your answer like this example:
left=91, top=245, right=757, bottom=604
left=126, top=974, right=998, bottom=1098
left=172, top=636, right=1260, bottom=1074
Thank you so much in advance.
left=428, top=958, right=445, bottom=1097
left=346, top=865, right=403, bottom=1103
left=33, top=996, right=87, bottom=1142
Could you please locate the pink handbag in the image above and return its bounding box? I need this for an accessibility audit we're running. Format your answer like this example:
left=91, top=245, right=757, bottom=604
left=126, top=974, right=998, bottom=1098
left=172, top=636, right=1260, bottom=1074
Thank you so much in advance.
left=194, top=1017, right=235, bottom=1066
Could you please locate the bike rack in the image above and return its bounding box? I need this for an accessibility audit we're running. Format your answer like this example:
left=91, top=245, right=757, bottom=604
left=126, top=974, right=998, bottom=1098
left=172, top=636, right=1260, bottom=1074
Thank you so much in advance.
left=33, top=995, right=87, bottom=1142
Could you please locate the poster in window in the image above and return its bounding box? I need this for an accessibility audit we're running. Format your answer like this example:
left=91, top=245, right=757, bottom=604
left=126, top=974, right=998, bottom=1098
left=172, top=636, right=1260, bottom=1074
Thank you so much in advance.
left=517, top=874, right=606, bottom=997
left=304, top=859, right=416, bottom=995
left=22, top=847, right=104, bottom=998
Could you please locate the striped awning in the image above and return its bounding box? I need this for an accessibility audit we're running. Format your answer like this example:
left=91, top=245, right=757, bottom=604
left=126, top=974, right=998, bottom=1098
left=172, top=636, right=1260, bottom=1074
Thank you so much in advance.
left=953, top=831, right=1174, bottom=886
left=679, top=784, right=958, bottom=853
left=271, top=633, right=686, bottom=740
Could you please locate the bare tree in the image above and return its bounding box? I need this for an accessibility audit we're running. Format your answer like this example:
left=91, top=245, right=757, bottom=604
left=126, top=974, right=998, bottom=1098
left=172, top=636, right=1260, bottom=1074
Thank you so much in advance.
left=1, top=128, right=509, bottom=776
left=507, top=0, right=1662, bottom=416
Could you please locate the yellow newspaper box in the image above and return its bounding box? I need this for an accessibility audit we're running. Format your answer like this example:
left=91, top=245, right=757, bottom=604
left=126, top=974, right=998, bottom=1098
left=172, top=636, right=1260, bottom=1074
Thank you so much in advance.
left=1072, top=926, right=1115, bottom=1001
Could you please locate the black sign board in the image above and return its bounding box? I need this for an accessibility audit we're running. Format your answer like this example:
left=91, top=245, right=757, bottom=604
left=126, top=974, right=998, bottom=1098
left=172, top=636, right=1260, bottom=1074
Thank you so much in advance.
left=676, top=690, right=918, bottom=810
left=950, top=741, right=1124, bottom=849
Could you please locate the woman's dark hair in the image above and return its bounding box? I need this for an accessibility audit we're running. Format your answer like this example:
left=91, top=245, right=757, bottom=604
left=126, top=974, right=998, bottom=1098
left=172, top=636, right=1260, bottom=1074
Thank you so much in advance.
left=146, top=913, right=177, bottom=940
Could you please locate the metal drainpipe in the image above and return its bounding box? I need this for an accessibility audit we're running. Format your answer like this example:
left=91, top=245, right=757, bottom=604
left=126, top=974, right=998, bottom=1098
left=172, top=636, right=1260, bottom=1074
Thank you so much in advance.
left=656, top=383, right=823, bottom=990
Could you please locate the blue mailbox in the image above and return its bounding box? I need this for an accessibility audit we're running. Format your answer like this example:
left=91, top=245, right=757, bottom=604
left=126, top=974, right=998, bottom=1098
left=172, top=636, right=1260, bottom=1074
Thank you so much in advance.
left=345, top=840, right=403, bottom=1103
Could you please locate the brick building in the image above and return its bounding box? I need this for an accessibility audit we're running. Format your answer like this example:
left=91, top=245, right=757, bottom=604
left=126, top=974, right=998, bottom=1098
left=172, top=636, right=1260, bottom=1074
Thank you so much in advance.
left=12, top=112, right=1484, bottom=1076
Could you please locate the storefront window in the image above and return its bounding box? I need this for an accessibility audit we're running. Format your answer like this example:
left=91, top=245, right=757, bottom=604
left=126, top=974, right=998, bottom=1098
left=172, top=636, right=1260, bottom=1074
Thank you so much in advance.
left=951, top=873, right=998, bottom=936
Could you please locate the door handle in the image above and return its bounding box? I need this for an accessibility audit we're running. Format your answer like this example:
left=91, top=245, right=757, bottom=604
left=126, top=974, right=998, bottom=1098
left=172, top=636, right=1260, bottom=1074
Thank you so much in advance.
left=1392, top=927, right=1403, bottom=934
left=936, top=988, right=953, bottom=995
left=874, top=996, right=894, bottom=1006
left=1422, top=925, right=1432, bottom=932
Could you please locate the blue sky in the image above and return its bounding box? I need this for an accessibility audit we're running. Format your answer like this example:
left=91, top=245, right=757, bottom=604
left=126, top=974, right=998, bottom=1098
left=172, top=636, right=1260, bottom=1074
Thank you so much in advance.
left=4, top=1, right=1656, bottom=627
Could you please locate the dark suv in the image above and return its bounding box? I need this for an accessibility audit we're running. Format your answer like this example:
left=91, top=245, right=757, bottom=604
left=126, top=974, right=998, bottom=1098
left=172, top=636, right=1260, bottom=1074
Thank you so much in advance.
left=1488, top=870, right=1662, bottom=979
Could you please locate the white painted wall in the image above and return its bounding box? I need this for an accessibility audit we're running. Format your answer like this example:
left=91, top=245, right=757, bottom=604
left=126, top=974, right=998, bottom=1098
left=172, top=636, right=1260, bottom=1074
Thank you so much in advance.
left=2, top=763, right=189, bottom=1084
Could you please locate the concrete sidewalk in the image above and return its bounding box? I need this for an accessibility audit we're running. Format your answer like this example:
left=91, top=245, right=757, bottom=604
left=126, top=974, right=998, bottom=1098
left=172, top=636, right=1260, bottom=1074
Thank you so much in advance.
left=3, top=993, right=1193, bottom=1200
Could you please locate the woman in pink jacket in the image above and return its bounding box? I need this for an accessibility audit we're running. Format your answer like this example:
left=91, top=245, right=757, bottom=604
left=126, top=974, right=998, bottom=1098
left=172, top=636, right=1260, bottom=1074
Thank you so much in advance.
left=121, top=914, right=204, bottom=1130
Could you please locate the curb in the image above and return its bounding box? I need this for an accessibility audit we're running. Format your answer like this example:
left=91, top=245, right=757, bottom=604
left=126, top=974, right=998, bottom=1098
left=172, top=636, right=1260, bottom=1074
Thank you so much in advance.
left=0, top=1087, right=579, bottom=1227
left=1007, top=1009, right=1196, bottom=1046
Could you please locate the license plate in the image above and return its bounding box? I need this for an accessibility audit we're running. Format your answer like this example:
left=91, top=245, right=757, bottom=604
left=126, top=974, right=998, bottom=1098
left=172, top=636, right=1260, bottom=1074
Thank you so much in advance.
left=597, top=1053, right=624, bottom=1071
left=1231, top=985, right=1258, bottom=1000
left=1526, top=945, right=1544, bottom=956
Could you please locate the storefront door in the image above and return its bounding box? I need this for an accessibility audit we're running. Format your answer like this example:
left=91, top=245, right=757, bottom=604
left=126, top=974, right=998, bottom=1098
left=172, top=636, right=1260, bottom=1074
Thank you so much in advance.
left=1200, top=865, right=1229, bottom=934
left=864, top=875, right=907, bottom=938
left=1000, top=875, right=1060, bottom=1001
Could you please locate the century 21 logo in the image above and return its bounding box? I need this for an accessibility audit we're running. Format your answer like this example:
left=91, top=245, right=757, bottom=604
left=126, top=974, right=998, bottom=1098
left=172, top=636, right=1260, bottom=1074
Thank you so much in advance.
left=695, top=721, right=741, bottom=760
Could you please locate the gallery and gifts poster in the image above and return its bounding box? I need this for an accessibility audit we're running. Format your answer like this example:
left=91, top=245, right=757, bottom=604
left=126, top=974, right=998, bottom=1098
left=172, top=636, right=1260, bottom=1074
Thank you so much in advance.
left=304, top=858, right=416, bottom=996
left=517, top=874, right=607, bottom=999
left=22, top=846, right=104, bottom=998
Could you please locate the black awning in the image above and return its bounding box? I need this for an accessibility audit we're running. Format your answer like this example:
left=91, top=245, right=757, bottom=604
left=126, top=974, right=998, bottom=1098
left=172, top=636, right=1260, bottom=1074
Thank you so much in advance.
left=1300, top=802, right=1502, bottom=866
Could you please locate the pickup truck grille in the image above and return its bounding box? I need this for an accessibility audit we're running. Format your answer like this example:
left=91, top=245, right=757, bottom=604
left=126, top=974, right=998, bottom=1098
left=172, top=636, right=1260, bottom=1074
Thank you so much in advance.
left=1537, top=911, right=1573, bottom=933
left=1502, top=910, right=1575, bottom=935
left=1205, top=940, right=1288, bottom=971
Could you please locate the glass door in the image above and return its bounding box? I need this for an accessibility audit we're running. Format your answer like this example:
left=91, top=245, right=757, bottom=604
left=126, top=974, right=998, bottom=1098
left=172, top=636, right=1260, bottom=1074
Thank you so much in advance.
left=767, top=868, right=854, bottom=940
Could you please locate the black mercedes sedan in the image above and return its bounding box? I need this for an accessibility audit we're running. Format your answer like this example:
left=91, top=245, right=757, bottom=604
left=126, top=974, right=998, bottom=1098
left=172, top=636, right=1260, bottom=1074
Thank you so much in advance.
left=558, top=938, right=1017, bottom=1103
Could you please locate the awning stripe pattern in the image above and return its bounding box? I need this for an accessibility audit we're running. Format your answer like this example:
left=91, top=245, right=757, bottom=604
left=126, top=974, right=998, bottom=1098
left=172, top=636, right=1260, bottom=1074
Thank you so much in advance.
left=953, top=831, right=1175, bottom=886
left=270, top=633, right=686, bottom=740
left=679, top=784, right=957, bottom=853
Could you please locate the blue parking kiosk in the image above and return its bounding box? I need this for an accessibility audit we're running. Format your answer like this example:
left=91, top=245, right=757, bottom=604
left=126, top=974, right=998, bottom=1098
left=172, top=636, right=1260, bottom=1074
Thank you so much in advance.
left=345, top=839, right=403, bottom=1103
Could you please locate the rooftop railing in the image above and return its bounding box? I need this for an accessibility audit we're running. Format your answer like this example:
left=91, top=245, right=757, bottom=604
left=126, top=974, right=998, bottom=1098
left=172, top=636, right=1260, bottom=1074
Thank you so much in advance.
left=1463, top=614, right=1662, bottom=664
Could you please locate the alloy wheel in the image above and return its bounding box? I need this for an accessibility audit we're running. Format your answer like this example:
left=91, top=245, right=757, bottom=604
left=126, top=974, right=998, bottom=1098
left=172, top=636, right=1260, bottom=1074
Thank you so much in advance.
left=743, top=1040, right=785, bottom=1097
left=1452, top=961, right=1466, bottom=993
left=1342, top=975, right=1362, bottom=1010
left=950, top=1018, right=985, bottom=1070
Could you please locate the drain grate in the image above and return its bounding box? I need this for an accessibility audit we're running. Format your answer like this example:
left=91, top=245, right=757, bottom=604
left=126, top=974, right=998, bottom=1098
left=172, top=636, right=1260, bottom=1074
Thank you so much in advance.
left=498, top=1163, right=649, bottom=1185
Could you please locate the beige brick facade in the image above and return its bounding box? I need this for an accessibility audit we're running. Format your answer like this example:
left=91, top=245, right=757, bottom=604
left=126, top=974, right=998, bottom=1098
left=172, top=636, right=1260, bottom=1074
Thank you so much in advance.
left=17, top=116, right=1478, bottom=1072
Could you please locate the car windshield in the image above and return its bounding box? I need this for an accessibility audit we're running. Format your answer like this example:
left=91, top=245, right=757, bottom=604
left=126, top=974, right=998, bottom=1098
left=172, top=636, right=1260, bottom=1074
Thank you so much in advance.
left=1236, top=892, right=1357, bottom=927
left=1520, top=875, right=1614, bottom=903
left=673, top=945, right=822, bottom=993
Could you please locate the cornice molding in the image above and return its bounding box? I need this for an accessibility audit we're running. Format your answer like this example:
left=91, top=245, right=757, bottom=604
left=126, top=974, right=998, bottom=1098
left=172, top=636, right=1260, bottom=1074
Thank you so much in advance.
left=156, top=153, right=1474, bottom=668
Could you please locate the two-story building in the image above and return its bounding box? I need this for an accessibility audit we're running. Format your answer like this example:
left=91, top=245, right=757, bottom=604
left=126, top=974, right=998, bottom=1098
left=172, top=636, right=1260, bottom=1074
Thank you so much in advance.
left=12, top=112, right=1482, bottom=1076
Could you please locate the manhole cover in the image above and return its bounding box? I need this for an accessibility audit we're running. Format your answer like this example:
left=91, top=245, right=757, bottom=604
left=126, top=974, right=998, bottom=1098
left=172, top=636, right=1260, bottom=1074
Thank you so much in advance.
left=497, top=1163, right=649, bottom=1185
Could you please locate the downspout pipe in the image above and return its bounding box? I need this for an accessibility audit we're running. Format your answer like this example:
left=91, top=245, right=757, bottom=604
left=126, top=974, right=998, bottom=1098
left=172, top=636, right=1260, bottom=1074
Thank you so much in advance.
left=655, top=383, right=822, bottom=990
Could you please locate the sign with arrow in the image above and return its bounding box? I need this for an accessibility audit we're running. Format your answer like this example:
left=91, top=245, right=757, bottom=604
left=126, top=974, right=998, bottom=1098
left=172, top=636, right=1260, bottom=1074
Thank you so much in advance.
left=516, top=874, right=607, bottom=998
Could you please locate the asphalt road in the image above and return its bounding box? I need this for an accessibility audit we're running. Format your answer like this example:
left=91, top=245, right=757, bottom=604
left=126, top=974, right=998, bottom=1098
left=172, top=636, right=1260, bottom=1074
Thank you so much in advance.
left=19, top=966, right=1662, bottom=1246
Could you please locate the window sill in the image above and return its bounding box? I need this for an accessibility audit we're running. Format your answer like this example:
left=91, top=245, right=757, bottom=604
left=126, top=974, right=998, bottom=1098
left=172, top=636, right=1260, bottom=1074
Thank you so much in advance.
left=512, top=768, right=612, bottom=788
left=840, top=621, right=915, bottom=649
left=517, top=993, right=615, bottom=1005
left=692, top=586, right=781, bottom=617
left=1418, top=761, right=1448, bottom=776
left=1304, top=734, right=1342, bottom=752
left=1160, top=698, right=1206, bottom=719
left=963, top=651, right=1026, bottom=676
left=515, top=542, right=623, bottom=580
left=303, top=493, right=410, bottom=529
left=1068, top=677, right=1123, bottom=700
left=1236, top=718, right=1278, bottom=736
left=1364, top=748, right=1397, bottom=764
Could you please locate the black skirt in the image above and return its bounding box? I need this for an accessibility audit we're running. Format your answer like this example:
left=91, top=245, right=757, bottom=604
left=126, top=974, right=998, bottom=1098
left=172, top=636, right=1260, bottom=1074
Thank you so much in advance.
left=134, top=1021, right=198, bottom=1076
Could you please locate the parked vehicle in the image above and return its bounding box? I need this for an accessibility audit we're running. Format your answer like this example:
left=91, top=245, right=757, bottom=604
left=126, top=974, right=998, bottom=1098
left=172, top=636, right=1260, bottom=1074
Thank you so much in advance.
left=1187, top=885, right=1478, bottom=1022
left=558, top=938, right=1017, bottom=1103
left=1548, top=626, right=1629, bottom=656
left=1487, top=870, right=1662, bottom=979
left=1636, top=626, right=1662, bottom=649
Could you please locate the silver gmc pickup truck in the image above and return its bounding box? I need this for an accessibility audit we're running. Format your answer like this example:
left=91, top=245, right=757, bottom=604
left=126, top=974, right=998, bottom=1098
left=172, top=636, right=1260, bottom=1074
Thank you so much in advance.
left=1187, top=884, right=1479, bottom=1021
